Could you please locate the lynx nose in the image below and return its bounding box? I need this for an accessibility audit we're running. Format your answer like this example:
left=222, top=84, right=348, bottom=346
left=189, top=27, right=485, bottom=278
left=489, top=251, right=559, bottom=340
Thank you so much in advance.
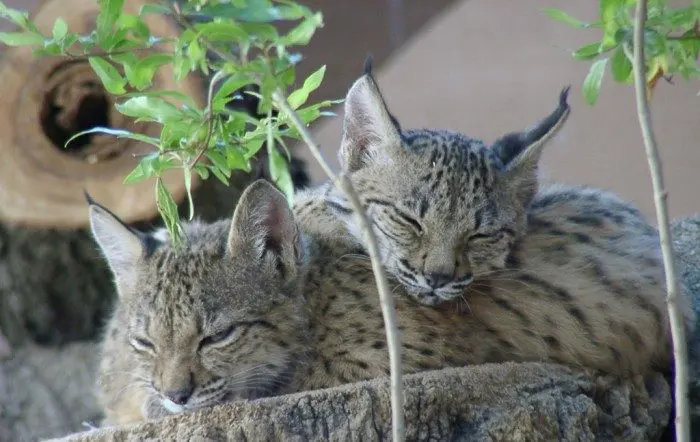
left=164, top=386, right=194, bottom=405
left=426, top=272, right=452, bottom=289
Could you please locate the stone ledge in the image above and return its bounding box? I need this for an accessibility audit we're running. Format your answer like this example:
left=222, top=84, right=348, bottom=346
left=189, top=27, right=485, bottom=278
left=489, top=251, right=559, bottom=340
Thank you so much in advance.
left=48, top=362, right=671, bottom=442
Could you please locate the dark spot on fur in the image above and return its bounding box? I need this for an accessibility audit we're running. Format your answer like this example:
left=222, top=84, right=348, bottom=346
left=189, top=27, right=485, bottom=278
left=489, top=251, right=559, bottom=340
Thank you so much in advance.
left=544, top=335, right=561, bottom=350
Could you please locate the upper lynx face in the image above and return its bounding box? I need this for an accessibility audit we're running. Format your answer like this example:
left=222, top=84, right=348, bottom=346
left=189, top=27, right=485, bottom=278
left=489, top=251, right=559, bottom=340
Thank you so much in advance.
left=90, top=182, right=309, bottom=416
left=325, top=66, right=570, bottom=305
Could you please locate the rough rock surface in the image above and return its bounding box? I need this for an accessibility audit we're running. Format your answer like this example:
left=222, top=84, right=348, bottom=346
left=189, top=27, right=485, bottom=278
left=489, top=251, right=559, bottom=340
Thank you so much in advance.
left=50, top=363, right=671, bottom=442
left=0, top=343, right=100, bottom=442
left=673, top=214, right=700, bottom=438
left=1, top=215, right=698, bottom=442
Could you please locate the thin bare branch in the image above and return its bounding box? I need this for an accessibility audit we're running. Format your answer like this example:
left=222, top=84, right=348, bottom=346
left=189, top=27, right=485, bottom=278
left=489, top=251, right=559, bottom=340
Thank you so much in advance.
left=272, top=89, right=405, bottom=442
left=188, top=70, right=227, bottom=169
left=631, top=1, right=690, bottom=441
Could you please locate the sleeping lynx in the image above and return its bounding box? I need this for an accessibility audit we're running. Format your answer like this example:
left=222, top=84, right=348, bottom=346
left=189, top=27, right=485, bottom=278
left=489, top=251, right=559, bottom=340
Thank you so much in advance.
left=316, top=62, right=693, bottom=346
left=90, top=175, right=670, bottom=425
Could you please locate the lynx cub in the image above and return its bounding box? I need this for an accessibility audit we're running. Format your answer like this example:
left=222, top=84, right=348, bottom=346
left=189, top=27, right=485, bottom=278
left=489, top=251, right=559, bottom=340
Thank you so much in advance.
left=319, top=63, right=693, bottom=347
left=91, top=177, right=668, bottom=425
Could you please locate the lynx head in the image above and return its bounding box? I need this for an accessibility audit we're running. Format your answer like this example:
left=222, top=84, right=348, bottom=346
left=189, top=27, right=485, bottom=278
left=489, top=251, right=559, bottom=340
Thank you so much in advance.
left=89, top=180, right=309, bottom=415
left=326, top=62, right=570, bottom=305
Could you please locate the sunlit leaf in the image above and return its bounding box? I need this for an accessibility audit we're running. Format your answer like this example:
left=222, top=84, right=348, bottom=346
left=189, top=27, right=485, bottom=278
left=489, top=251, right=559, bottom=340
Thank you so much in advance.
left=268, top=145, right=294, bottom=203
left=155, top=177, right=184, bottom=246
left=139, top=3, right=170, bottom=17
left=287, top=64, right=326, bottom=109
left=610, top=45, right=632, bottom=83
left=195, top=21, right=248, bottom=42
left=64, top=127, right=161, bottom=149
left=121, top=89, right=196, bottom=108
left=52, top=18, right=67, bottom=41
left=96, top=0, right=124, bottom=42
left=88, top=57, right=127, bottom=94
left=282, top=12, right=322, bottom=46
left=542, top=8, right=587, bottom=28
left=116, top=96, right=182, bottom=123
left=573, top=42, right=603, bottom=60
left=183, top=167, right=194, bottom=220
left=583, top=58, right=608, bottom=105
left=0, top=31, right=44, bottom=46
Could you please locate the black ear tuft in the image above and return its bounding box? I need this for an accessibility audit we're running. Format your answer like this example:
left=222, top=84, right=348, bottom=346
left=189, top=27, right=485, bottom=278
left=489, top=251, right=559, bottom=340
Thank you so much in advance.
left=559, top=85, right=571, bottom=108
left=364, top=54, right=374, bottom=77
left=83, top=189, right=96, bottom=206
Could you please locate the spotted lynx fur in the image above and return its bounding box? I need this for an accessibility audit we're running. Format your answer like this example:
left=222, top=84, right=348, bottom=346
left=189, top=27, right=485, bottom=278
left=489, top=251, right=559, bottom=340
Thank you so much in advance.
left=312, top=64, right=693, bottom=365
left=92, top=166, right=681, bottom=425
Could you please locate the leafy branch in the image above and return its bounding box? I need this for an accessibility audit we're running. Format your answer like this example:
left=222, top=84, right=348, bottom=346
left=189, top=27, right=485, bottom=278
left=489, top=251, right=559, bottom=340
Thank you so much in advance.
left=0, top=0, right=337, bottom=246
left=547, top=0, right=696, bottom=439
left=629, top=1, right=691, bottom=440
left=272, top=89, right=405, bottom=442
left=545, top=0, right=700, bottom=104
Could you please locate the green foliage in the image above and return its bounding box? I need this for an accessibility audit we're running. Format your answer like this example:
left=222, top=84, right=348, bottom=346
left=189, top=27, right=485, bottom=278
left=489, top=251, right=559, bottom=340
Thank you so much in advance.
left=0, top=0, right=335, bottom=246
left=545, top=0, right=700, bottom=104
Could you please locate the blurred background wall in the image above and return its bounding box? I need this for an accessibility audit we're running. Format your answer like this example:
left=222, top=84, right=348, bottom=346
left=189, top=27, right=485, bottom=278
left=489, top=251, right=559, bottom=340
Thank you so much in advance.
left=4, top=0, right=698, bottom=220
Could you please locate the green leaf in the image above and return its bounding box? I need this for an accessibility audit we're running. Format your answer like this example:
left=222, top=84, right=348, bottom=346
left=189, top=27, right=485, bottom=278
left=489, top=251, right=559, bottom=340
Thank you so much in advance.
left=573, top=42, right=603, bottom=60
left=542, top=8, right=586, bottom=28
left=194, top=163, right=210, bottom=179
left=225, top=146, right=248, bottom=170
left=268, top=146, right=294, bottom=203
left=116, top=96, right=181, bottom=123
left=195, top=21, right=248, bottom=42
left=610, top=46, right=632, bottom=83
left=206, top=150, right=230, bottom=175
left=155, top=177, right=184, bottom=246
left=213, top=74, right=253, bottom=109
left=0, top=31, right=44, bottom=46
left=124, top=155, right=156, bottom=184
left=52, top=18, right=68, bottom=41
left=209, top=164, right=230, bottom=185
left=121, top=89, right=196, bottom=108
left=240, top=22, right=278, bottom=41
left=88, top=57, right=127, bottom=94
left=287, top=64, right=326, bottom=109
left=282, top=12, right=323, bottom=46
left=295, top=99, right=338, bottom=124
left=139, top=3, right=170, bottom=17
left=173, top=53, right=193, bottom=81
left=64, top=126, right=161, bottom=149
left=129, top=53, right=172, bottom=90
left=96, top=0, right=125, bottom=41
left=583, top=58, right=609, bottom=105
left=0, top=4, right=31, bottom=27
left=116, top=14, right=150, bottom=39
left=183, top=167, right=194, bottom=220
left=243, top=137, right=265, bottom=159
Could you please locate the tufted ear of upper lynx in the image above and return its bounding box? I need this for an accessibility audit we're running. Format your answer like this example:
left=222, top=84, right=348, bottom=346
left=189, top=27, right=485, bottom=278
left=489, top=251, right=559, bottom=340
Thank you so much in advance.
left=228, top=180, right=302, bottom=278
left=491, top=85, right=573, bottom=174
left=339, top=57, right=403, bottom=172
left=86, top=195, right=149, bottom=289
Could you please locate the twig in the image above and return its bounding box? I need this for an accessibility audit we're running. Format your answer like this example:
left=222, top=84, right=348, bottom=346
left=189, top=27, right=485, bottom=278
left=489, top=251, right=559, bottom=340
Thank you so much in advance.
left=272, top=89, right=405, bottom=442
left=631, top=1, right=690, bottom=441
left=188, top=70, right=226, bottom=169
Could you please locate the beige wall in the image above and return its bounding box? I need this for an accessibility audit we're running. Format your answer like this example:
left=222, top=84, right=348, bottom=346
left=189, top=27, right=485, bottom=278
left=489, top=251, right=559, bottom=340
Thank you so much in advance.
left=3, top=0, right=697, bottom=220
left=299, top=0, right=700, bottom=221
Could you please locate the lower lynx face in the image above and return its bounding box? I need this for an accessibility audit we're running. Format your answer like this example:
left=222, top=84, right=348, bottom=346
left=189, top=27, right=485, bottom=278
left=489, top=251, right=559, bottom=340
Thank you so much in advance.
left=325, top=62, right=570, bottom=305
left=88, top=184, right=310, bottom=423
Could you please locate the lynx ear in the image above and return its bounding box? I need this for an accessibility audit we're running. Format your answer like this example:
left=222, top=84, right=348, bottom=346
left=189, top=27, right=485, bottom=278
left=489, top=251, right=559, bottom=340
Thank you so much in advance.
left=339, top=57, right=403, bottom=172
left=88, top=196, right=152, bottom=294
left=492, top=86, right=571, bottom=204
left=228, top=180, right=303, bottom=280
